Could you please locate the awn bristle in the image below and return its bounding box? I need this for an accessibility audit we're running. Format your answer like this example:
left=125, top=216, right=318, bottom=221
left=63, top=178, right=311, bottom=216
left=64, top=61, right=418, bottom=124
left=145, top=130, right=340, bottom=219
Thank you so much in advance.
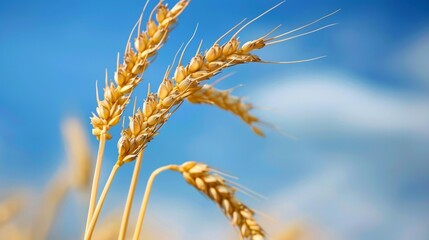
left=90, top=0, right=189, bottom=140
left=187, top=84, right=264, bottom=136
left=177, top=161, right=265, bottom=240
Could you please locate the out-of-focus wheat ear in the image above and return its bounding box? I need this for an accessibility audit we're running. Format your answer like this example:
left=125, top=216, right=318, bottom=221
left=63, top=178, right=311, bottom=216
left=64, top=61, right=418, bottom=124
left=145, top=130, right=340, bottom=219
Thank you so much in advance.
left=32, top=118, right=92, bottom=240
left=176, top=162, right=266, bottom=240
left=0, top=222, right=29, bottom=240
left=0, top=194, right=25, bottom=226
left=187, top=84, right=264, bottom=136
left=62, top=118, right=93, bottom=190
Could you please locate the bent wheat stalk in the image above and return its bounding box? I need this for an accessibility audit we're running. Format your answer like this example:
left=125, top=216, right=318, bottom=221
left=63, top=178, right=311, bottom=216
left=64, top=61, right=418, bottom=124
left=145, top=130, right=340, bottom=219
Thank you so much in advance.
left=133, top=162, right=265, bottom=240
left=132, top=164, right=180, bottom=240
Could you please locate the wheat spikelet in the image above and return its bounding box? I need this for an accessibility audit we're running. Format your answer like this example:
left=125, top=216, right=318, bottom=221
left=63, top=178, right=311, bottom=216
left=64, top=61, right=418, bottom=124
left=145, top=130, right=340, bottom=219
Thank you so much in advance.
left=187, top=84, right=264, bottom=136
left=90, top=0, right=189, bottom=139
left=177, top=161, right=265, bottom=240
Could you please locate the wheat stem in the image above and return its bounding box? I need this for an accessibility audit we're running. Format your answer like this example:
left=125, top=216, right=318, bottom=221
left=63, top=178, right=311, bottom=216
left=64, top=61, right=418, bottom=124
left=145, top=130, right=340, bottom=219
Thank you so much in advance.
left=85, top=163, right=120, bottom=240
left=33, top=173, right=69, bottom=240
left=85, top=131, right=107, bottom=231
left=132, top=164, right=180, bottom=240
left=118, top=151, right=145, bottom=240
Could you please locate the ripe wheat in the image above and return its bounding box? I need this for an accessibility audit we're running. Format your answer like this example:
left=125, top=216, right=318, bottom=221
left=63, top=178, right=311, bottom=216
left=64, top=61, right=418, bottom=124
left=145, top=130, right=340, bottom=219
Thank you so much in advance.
left=90, top=0, right=189, bottom=139
left=177, top=161, right=265, bottom=240
left=187, top=84, right=263, bottom=136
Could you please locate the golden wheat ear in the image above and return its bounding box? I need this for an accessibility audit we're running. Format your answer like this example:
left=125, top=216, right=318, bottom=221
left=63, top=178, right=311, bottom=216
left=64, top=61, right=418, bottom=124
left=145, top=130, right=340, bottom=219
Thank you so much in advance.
left=86, top=1, right=191, bottom=234
left=91, top=0, right=190, bottom=139
left=115, top=4, right=340, bottom=164
left=177, top=161, right=265, bottom=240
left=187, top=84, right=264, bottom=137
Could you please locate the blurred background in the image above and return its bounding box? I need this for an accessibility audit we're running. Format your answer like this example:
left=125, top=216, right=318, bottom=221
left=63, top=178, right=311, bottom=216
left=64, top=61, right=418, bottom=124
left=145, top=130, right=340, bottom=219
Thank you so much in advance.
left=1, top=0, right=428, bottom=239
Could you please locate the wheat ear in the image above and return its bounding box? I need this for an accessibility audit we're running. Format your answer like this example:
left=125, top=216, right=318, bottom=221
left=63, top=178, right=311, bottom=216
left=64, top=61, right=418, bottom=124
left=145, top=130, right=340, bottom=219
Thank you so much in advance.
left=90, top=0, right=190, bottom=139
left=115, top=16, right=320, bottom=164
left=187, top=84, right=264, bottom=136
left=116, top=4, right=339, bottom=164
left=178, top=162, right=265, bottom=240
left=86, top=0, right=190, bottom=232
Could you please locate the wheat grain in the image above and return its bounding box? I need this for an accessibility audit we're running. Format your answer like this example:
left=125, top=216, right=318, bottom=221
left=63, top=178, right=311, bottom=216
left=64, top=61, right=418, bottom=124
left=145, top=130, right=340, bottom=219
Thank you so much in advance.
left=187, top=84, right=264, bottom=136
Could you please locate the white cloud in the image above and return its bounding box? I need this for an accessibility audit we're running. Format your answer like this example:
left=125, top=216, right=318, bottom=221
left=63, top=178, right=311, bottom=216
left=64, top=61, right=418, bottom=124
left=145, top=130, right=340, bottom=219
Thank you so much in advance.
left=145, top=197, right=235, bottom=240
left=250, top=71, right=429, bottom=136
left=391, top=29, right=429, bottom=86
left=261, top=164, right=429, bottom=240
left=263, top=164, right=385, bottom=239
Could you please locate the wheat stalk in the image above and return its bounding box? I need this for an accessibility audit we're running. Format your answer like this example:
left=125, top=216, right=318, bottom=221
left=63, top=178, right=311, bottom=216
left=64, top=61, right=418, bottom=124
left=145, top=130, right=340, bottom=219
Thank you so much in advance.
left=187, top=84, right=264, bottom=136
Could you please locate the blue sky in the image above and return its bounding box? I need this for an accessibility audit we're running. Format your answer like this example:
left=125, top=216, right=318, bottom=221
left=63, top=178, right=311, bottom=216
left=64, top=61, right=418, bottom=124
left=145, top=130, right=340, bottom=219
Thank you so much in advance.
left=1, top=0, right=429, bottom=239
